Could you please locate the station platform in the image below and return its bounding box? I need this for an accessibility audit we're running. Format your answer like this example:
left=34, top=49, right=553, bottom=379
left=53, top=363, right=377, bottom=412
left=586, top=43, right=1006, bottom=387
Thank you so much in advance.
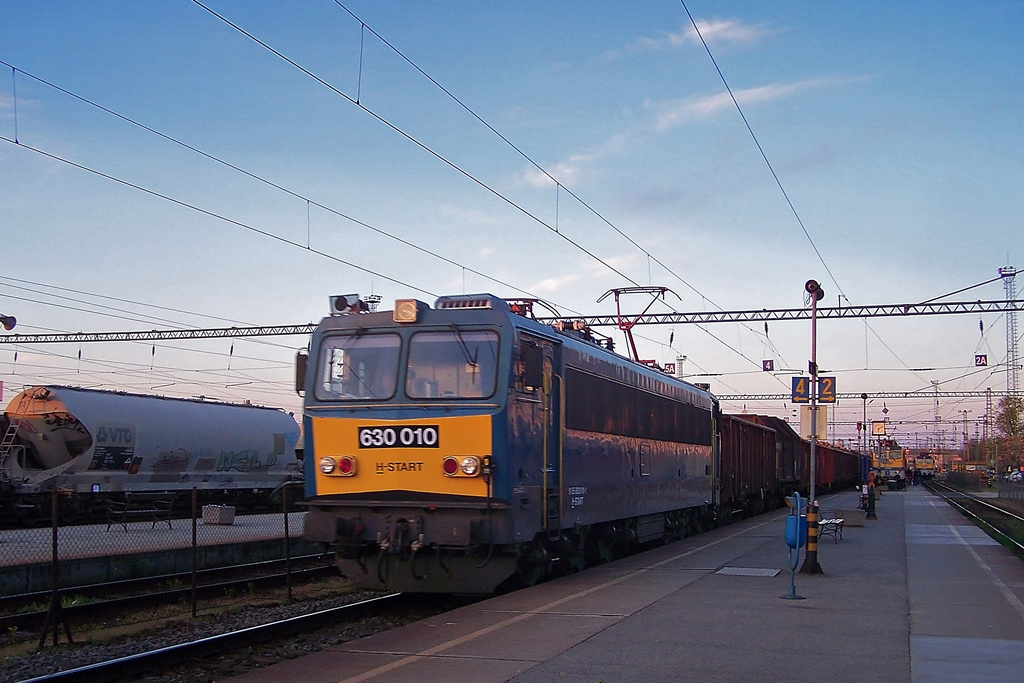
left=230, top=486, right=1024, bottom=683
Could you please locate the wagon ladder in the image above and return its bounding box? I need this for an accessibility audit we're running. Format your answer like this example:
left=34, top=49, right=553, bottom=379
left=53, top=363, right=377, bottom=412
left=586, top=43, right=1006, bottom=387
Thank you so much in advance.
left=0, top=389, right=33, bottom=471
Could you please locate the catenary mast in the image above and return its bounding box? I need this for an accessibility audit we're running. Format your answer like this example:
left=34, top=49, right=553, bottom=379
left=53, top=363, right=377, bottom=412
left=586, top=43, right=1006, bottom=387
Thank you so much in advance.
left=1001, top=266, right=1019, bottom=394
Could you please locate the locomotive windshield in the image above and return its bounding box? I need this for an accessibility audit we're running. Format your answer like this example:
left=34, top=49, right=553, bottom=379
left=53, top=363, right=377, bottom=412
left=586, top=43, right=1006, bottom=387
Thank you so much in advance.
left=315, top=332, right=401, bottom=401
left=313, top=328, right=500, bottom=402
left=406, top=330, right=499, bottom=399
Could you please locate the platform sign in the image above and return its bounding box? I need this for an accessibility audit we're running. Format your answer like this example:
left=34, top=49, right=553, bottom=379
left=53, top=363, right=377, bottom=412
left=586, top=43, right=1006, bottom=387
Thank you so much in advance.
left=792, top=376, right=836, bottom=403
left=975, top=354, right=988, bottom=366
left=800, top=405, right=828, bottom=439
left=817, top=376, right=837, bottom=403
left=791, top=376, right=810, bottom=403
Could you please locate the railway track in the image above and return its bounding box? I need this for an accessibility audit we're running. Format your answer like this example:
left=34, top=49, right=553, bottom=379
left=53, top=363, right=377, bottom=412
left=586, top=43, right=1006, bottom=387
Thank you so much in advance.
left=925, top=480, right=1024, bottom=555
left=0, top=553, right=334, bottom=631
left=19, top=592, right=406, bottom=683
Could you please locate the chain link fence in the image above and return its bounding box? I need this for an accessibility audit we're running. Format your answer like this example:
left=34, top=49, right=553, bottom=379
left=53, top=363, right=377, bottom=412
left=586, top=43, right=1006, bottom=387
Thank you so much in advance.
left=0, top=484, right=323, bottom=647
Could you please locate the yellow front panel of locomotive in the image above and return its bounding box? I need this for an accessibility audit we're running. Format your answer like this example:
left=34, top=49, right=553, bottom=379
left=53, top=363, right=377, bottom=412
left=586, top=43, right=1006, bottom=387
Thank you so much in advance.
left=310, top=414, right=492, bottom=497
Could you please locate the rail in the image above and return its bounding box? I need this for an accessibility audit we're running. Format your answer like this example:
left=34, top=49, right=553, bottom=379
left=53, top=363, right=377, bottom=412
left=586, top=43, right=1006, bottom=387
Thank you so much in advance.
left=925, top=481, right=1024, bottom=554
left=18, top=593, right=404, bottom=683
left=0, top=554, right=334, bottom=632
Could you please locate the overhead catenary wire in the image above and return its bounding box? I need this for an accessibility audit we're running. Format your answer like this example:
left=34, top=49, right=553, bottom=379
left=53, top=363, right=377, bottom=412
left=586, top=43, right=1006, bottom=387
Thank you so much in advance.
left=188, top=0, right=638, bottom=289
left=677, top=0, right=946, bottom=385
left=327, top=1, right=792, bottom=377
left=0, top=134, right=437, bottom=298
left=2, top=8, right=997, bottom=423
left=0, top=59, right=570, bottom=315
left=2, top=29, right=773, bottom=375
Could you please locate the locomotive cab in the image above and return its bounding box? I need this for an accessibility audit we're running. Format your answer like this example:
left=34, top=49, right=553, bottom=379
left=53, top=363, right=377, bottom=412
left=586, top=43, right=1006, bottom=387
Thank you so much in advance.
left=301, top=294, right=521, bottom=592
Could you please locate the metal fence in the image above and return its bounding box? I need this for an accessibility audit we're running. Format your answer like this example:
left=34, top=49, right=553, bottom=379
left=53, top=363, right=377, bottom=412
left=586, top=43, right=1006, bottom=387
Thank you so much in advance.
left=0, top=484, right=319, bottom=647
left=945, top=471, right=986, bottom=491
left=998, top=480, right=1024, bottom=500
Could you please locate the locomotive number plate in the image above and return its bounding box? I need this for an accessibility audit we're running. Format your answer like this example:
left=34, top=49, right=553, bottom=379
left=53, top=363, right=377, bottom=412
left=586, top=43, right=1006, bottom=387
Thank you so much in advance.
left=358, top=425, right=439, bottom=449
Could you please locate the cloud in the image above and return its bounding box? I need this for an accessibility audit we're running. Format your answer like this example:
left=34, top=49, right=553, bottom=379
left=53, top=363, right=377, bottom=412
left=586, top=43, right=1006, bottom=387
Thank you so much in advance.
left=520, top=133, right=631, bottom=189
left=582, top=253, right=641, bottom=276
left=437, top=204, right=501, bottom=227
left=651, top=77, right=866, bottom=131
left=632, top=19, right=773, bottom=52
left=529, top=272, right=580, bottom=294
left=521, top=153, right=592, bottom=188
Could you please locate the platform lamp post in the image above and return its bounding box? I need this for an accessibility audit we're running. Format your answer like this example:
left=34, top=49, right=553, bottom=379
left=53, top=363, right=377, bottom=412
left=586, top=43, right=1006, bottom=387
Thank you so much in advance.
left=801, top=280, right=824, bottom=575
left=861, top=393, right=868, bottom=456
left=0, top=314, right=13, bottom=402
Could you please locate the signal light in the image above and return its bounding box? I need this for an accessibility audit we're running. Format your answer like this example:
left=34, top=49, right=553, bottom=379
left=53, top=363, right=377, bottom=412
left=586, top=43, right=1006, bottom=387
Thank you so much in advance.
left=394, top=299, right=427, bottom=324
left=330, top=294, right=368, bottom=315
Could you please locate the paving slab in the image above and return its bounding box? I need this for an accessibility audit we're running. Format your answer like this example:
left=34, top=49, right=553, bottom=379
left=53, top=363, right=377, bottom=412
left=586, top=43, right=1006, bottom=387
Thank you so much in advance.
left=230, top=487, right=1024, bottom=683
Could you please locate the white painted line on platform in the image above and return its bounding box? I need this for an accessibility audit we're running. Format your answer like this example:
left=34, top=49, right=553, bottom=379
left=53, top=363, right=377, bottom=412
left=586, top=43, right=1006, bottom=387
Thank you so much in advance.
left=949, top=525, right=1024, bottom=624
left=335, top=517, right=778, bottom=683
left=716, top=567, right=780, bottom=577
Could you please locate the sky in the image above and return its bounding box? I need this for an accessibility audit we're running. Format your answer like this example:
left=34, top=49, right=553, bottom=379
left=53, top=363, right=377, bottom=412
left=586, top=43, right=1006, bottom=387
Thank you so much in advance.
left=0, top=1, right=1021, bottom=453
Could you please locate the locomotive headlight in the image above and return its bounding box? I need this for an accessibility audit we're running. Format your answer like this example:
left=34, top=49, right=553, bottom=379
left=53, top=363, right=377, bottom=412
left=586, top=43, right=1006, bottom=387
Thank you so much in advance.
left=460, top=457, right=480, bottom=476
left=319, top=457, right=336, bottom=474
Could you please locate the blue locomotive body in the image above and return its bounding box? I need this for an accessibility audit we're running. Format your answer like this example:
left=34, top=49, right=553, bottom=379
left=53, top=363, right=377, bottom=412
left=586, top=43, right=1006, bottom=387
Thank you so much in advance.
left=301, top=294, right=717, bottom=593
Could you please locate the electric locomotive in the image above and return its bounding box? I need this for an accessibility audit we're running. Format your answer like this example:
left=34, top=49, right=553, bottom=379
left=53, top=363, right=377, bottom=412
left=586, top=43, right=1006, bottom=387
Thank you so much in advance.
left=299, top=294, right=718, bottom=593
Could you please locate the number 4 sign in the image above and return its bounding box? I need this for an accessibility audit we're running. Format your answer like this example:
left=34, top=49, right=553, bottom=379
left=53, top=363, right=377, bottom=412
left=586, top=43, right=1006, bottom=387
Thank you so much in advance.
left=791, top=376, right=810, bottom=403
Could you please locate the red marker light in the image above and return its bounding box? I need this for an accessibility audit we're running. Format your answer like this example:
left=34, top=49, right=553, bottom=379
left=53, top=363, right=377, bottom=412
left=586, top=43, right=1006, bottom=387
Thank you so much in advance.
left=338, top=456, right=357, bottom=476
left=442, top=457, right=459, bottom=476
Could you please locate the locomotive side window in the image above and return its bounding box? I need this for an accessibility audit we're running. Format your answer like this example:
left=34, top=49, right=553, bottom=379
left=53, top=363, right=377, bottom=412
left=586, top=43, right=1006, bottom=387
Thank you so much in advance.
left=517, top=340, right=543, bottom=393
left=564, top=367, right=712, bottom=445
left=315, top=333, right=401, bottom=401
left=406, top=330, right=499, bottom=399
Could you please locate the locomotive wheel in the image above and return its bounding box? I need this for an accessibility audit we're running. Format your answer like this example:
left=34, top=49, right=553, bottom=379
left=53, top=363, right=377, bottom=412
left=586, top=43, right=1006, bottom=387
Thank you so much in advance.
left=515, top=538, right=549, bottom=587
left=585, top=530, right=614, bottom=565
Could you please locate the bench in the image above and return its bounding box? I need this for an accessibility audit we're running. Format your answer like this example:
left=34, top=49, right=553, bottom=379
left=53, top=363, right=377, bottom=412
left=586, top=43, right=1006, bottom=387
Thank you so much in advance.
left=817, top=510, right=844, bottom=543
left=106, top=493, right=174, bottom=531
left=836, top=508, right=866, bottom=527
